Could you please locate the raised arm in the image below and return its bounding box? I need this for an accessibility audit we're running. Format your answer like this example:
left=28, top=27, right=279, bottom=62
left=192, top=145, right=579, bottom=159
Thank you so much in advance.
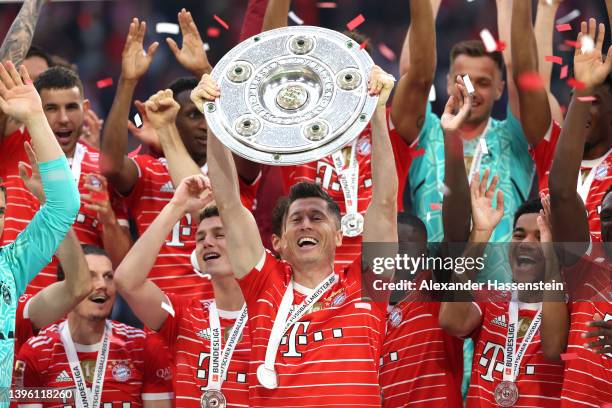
left=192, top=76, right=264, bottom=278
left=0, top=0, right=45, bottom=67
left=441, top=76, right=473, bottom=243
left=363, top=67, right=398, bottom=245
left=607, top=0, right=612, bottom=27
left=101, top=19, right=158, bottom=195
left=511, top=0, right=552, bottom=145
left=497, top=0, right=521, bottom=120
left=549, top=20, right=612, bottom=248
left=391, top=0, right=436, bottom=144
left=262, top=0, right=290, bottom=31
left=114, top=175, right=212, bottom=331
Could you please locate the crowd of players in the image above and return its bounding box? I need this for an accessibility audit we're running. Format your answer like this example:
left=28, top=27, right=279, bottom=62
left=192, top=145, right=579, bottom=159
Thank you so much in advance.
left=0, top=0, right=611, bottom=407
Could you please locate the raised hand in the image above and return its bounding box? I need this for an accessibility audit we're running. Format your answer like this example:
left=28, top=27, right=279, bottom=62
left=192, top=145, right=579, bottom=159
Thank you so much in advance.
left=144, top=89, right=180, bottom=130
left=574, top=18, right=612, bottom=90
left=441, top=76, right=473, bottom=135
left=170, top=174, right=213, bottom=214
left=121, top=18, right=159, bottom=81
left=166, top=9, right=211, bottom=76
left=367, top=65, right=395, bottom=107
left=18, top=141, right=44, bottom=203
left=190, top=74, right=220, bottom=113
left=127, top=99, right=161, bottom=152
left=80, top=107, right=104, bottom=149
left=470, top=169, right=504, bottom=233
left=583, top=313, right=612, bottom=355
left=538, top=193, right=553, bottom=243
left=0, top=62, right=42, bottom=122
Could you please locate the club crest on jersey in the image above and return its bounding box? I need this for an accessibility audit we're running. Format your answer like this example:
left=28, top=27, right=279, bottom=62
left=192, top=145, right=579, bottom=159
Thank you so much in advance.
left=389, top=307, right=402, bottom=328
left=357, top=137, right=371, bottom=156
left=111, top=361, right=133, bottom=382
left=331, top=291, right=347, bottom=307
left=594, top=164, right=608, bottom=181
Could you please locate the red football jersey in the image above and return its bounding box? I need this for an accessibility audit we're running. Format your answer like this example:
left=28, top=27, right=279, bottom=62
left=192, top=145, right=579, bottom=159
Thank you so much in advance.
left=380, top=298, right=463, bottom=407
left=280, top=109, right=416, bottom=271
left=238, top=250, right=387, bottom=407
left=126, top=155, right=259, bottom=298
left=1, top=131, right=129, bottom=295
left=531, top=122, right=612, bottom=241
left=157, top=293, right=250, bottom=407
left=14, top=294, right=36, bottom=355
left=466, top=302, right=564, bottom=407
left=14, top=320, right=173, bottom=407
left=560, top=244, right=612, bottom=407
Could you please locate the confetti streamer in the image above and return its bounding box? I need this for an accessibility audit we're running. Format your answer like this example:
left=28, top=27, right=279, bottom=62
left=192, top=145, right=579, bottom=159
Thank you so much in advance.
left=359, top=40, right=368, bottom=50
left=428, top=85, right=436, bottom=102
left=161, top=301, right=175, bottom=317
left=479, top=29, right=497, bottom=53
left=495, top=40, right=506, bottom=52
left=463, top=74, right=475, bottom=94
left=155, top=22, right=179, bottom=35
left=430, top=203, right=442, bottom=211
left=556, top=24, right=572, bottom=32
left=96, top=78, right=113, bottom=89
left=378, top=43, right=396, bottom=61
left=134, top=113, right=142, bottom=128
left=560, top=65, right=568, bottom=79
left=544, top=56, right=563, bottom=65
left=203, top=43, right=210, bottom=52
left=564, top=40, right=581, bottom=48
left=128, top=144, right=142, bottom=158
left=580, top=35, right=594, bottom=53
left=206, top=27, right=220, bottom=38
left=517, top=72, right=544, bottom=91
left=567, top=78, right=586, bottom=90
left=347, top=14, right=365, bottom=31
left=288, top=11, right=304, bottom=25
left=438, top=183, right=450, bottom=196
left=317, top=2, right=337, bottom=8
left=213, top=14, right=229, bottom=30
left=560, top=352, right=578, bottom=361
left=577, top=96, right=597, bottom=102
left=556, top=9, right=581, bottom=25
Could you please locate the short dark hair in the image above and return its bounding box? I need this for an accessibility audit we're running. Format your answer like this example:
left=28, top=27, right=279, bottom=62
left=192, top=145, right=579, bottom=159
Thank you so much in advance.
left=26, top=45, right=54, bottom=68
left=343, top=29, right=373, bottom=54
left=198, top=205, right=220, bottom=223
left=57, top=244, right=109, bottom=281
left=34, top=66, right=83, bottom=96
left=450, top=40, right=505, bottom=74
left=397, top=212, right=427, bottom=234
left=603, top=72, right=612, bottom=94
left=602, top=184, right=612, bottom=204
left=272, top=196, right=290, bottom=237
left=513, top=198, right=543, bottom=228
left=168, top=77, right=199, bottom=101
left=286, top=182, right=341, bottom=227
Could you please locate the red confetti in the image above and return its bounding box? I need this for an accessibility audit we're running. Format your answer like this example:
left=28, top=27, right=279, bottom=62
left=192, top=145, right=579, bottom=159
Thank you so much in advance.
left=213, top=14, right=229, bottom=30
left=128, top=144, right=142, bottom=158
left=359, top=40, right=368, bottom=50
left=560, top=352, right=578, bottom=361
left=577, top=96, right=597, bottom=102
left=378, top=43, right=396, bottom=61
left=207, top=27, right=220, bottom=38
left=560, top=65, right=569, bottom=79
left=430, top=203, right=442, bottom=211
left=556, top=24, right=572, bottom=32
left=411, top=148, right=425, bottom=159
left=545, top=56, right=563, bottom=65
left=317, top=2, right=337, bottom=8
left=495, top=40, right=506, bottom=52
left=517, top=72, right=544, bottom=92
left=346, top=14, right=365, bottom=31
left=567, top=78, right=586, bottom=90
left=564, top=40, right=581, bottom=48
left=96, top=78, right=113, bottom=89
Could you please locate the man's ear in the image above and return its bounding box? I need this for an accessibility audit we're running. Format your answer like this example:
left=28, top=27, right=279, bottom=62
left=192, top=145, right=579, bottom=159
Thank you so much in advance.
left=83, top=99, right=91, bottom=111
left=495, top=80, right=505, bottom=101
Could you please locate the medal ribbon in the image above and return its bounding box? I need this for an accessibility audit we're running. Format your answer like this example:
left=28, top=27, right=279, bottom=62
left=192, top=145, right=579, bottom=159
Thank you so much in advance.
left=503, top=302, right=542, bottom=382
left=206, top=302, right=248, bottom=391
left=70, top=143, right=87, bottom=184
left=262, top=274, right=337, bottom=373
left=577, top=149, right=612, bottom=202
left=331, top=139, right=359, bottom=221
left=60, top=320, right=112, bottom=408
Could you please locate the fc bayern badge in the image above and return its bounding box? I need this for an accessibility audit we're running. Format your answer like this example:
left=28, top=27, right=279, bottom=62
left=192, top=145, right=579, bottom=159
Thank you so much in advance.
left=389, top=307, right=402, bottom=328
left=331, top=292, right=346, bottom=307
left=494, top=381, right=519, bottom=407
left=111, top=362, right=132, bottom=382
left=594, top=164, right=608, bottom=181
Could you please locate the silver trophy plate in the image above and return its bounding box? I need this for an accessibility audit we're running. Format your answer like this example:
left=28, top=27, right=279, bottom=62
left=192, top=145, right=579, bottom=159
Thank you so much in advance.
left=204, top=26, right=378, bottom=165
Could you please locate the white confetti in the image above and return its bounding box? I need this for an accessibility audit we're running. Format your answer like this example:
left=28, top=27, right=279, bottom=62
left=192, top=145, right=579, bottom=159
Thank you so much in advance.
left=463, top=74, right=475, bottom=94
left=581, top=35, right=594, bottom=53
left=203, top=43, right=210, bottom=52
left=438, top=182, right=450, bottom=196
left=428, top=84, right=436, bottom=102
left=479, top=137, right=488, bottom=155
left=479, top=29, right=497, bottom=53
left=556, top=9, right=581, bottom=25
left=156, top=22, right=179, bottom=35
left=161, top=301, right=175, bottom=317
left=288, top=11, right=304, bottom=25
left=134, top=113, right=142, bottom=128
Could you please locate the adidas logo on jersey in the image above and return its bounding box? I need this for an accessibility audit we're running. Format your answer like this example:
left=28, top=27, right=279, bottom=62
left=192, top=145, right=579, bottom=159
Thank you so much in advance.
left=55, top=370, right=72, bottom=383
left=491, top=315, right=507, bottom=328
left=196, top=328, right=211, bottom=341
left=160, top=181, right=175, bottom=193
